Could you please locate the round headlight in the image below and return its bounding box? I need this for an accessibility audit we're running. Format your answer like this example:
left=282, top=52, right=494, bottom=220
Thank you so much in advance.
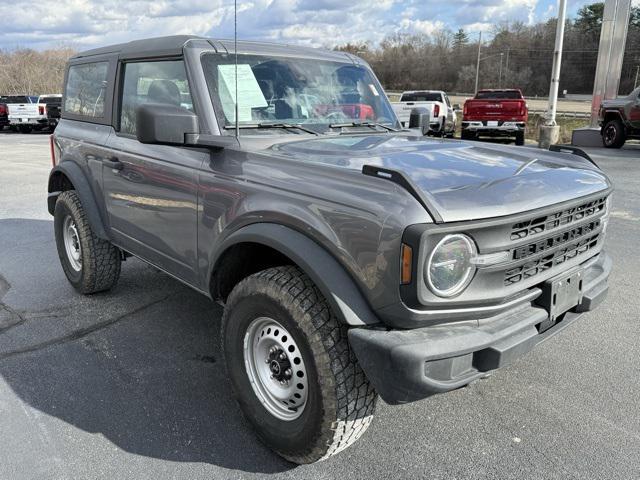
left=425, top=234, right=476, bottom=297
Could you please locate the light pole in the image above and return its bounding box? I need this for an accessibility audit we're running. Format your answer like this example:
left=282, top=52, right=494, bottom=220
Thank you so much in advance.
left=474, top=31, right=482, bottom=94
left=539, top=0, right=567, bottom=148
left=498, top=53, right=504, bottom=88
left=635, top=65, right=639, bottom=89
left=545, top=0, right=567, bottom=127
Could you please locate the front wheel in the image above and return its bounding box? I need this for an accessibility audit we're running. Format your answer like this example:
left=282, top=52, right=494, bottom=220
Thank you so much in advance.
left=602, top=119, right=626, bottom=148
left=222, top=266, right=377, bottom=464
left=515, top=131, right=525, bottom=146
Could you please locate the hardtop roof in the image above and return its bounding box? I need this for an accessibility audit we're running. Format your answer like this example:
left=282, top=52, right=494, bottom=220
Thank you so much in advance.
left=71, top=35, right=358, bottom=64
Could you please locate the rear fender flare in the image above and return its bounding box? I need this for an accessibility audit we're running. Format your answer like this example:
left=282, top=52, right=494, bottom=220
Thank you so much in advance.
left=48, top=161, right=110, bottom=240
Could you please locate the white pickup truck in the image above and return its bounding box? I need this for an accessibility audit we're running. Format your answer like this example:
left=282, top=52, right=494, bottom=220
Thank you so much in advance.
left=7, top=94, right=61, bottom=133
left=391, top=90, right=457, bottom=137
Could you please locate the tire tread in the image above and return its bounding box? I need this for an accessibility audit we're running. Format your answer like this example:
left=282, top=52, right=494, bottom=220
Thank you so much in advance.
left=223, top=265, right=377, bottom=463
left=55, top=190, right=121, bottom=294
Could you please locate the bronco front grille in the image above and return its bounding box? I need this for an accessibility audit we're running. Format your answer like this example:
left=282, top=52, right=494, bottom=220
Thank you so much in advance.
left=504, top=233, right=600, bottom=286
left=511, top=219, right=601, bottom=261
left=510, top=196, right=607, bottom=241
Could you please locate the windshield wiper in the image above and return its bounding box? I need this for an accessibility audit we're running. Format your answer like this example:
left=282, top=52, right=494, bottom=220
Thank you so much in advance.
left=328, top=122, right=400, bottom=133
left=224, top=123, right=319, bottom=135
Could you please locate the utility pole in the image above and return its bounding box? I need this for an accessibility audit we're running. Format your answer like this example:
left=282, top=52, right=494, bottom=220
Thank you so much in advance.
left=545, top=0, right=567, bottom=126
left=505, top=48, right=510, bottom=84
left=498, top=53, right=504, bottom=88
left=635, top=65, right=640, bottom=89
left=474, top=31, right=482, bottom=94
left=539, top=0, right=567, bottom=147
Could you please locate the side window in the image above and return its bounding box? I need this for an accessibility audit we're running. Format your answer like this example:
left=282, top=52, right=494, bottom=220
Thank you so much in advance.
left=444, top=95, right=451, bottom=107
left=119, top=60, right=193, bottom=135
left=65, top=62, right=109, bottom=117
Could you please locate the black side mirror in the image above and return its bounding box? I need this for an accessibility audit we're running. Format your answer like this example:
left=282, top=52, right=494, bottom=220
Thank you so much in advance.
left=453, top=103, right=461, bottom=110
left=136, top=103, right=198, bottom=145
left=408, top=107, right=430, bottom=136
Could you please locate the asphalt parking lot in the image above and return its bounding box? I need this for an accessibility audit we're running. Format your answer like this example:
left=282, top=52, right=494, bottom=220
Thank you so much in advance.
left=1, top=130, right=639, bottom=480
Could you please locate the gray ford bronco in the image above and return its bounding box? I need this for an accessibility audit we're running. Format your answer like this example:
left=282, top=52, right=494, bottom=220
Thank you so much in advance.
left=48, top=36, right=612, bottom=464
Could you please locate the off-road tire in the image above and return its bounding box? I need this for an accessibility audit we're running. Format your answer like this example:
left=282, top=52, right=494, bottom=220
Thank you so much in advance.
left=54, top=190, right=121, bottom=294
left=222, top=266, right=377, bottom=464
left=515, top=131, right=525, bottom=146
left=602, top=118, right=626, bottom=148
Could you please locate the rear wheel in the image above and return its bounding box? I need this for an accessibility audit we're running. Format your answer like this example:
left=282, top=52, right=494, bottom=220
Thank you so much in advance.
left=54, top=190, right=121, bottom=294
left=18, top=125, right=32, bottom=134
left=515, top=131, right=525, bottom=146
left=222, top=266, right=377, bottom=464
left=602, top=119, right=626, bottom=148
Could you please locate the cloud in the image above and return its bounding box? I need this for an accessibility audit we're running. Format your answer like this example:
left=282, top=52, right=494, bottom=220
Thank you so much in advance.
left=0, top=0, right=568, bottom=50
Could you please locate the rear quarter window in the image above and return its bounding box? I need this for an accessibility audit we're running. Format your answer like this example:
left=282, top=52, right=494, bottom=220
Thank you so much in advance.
left=64, top=62, right=109, bottom=117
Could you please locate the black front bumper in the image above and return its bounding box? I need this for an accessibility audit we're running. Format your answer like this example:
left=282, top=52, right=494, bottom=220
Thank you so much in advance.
left=349, top=252, right=611, bottom=405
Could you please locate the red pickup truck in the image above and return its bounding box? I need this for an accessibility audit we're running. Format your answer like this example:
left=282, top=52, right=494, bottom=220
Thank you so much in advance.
left=461, top=89, right=528, bottom=145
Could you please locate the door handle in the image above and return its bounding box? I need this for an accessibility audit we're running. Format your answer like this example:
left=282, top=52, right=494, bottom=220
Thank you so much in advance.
left=103, top=157, right=123, bottom=171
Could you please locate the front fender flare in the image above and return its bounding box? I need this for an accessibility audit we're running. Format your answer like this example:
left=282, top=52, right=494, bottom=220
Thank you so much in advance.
left=47, top=162, right=110, bottom=240
left=213, top=223, right=381, bottom=326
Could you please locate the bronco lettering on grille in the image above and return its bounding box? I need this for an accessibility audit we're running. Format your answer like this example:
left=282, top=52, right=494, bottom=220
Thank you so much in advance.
left=512, top=220, right=600, bottom=260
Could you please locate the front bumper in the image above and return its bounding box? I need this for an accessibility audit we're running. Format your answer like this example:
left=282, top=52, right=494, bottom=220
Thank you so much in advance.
left=349, top=252, right=611, bottom=405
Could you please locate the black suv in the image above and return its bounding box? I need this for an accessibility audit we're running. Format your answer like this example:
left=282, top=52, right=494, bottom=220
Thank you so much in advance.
left=48, top=36, right=612, bottom=463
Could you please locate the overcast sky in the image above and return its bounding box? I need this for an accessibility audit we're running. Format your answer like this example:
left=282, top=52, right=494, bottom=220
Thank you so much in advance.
left=0, top=0, right=636, bottom=51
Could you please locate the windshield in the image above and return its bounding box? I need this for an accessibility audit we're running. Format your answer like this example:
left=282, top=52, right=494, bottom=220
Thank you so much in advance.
left=400, top=92, right=442, bottom=102
left=201, top=53, right=397, bottom=133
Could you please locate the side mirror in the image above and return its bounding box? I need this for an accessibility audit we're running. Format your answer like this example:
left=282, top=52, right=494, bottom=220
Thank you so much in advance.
left=136, top=103, right=198, bottom=145
left=408, top=107, right=431, bottom=136
left=453, top=103, right=461, bottom=110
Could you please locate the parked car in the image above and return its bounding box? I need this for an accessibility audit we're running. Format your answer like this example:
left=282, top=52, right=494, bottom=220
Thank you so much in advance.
left=391, top=90, right=456, bottom=136
left=48, top=35, right=612, bottom=464
left=7, top=94, right=61, bottom=132
left=461, top=89, right=528, bottom=145
left=40, top=95, right=63, bottom=130
left=598, top=86, right=640, bottom=148
left=4, top=95, right=39, bottom=132
left=0, top=102, right=8, bottom=130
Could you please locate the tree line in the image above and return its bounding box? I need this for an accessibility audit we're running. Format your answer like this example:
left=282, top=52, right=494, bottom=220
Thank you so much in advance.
left=0, top=48, right=75, bottom=95
left=336, top=3, right=640, bottom=96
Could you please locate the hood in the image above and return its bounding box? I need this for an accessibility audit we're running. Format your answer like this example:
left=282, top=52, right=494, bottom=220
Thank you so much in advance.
left=267, top=134, right=611, bottom=222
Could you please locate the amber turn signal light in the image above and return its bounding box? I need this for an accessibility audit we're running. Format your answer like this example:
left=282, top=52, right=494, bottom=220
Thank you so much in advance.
left=400, top=243, right=413, bottom=285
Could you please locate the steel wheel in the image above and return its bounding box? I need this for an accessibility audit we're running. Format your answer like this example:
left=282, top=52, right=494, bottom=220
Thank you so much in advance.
left=62, top=215, right=82, bottom=271
left=243, top=317, right=308, bottom=421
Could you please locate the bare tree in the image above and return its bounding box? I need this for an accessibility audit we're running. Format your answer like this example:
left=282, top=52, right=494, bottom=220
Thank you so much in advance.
left=0, top=47, right=76, bottom=95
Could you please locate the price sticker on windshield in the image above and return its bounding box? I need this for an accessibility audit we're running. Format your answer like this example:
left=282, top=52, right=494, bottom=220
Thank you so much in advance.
left=218, top=64, right=268, bottom=122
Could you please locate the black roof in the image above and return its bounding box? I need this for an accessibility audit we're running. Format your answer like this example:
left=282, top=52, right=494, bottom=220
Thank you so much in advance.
left=71, top=35, right=202, bottom=60
left=70, top=35, right=359, bottom=64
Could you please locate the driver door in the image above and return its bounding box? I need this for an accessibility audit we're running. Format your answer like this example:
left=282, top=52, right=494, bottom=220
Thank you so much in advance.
left=103, top=59, right=206, bottom=285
